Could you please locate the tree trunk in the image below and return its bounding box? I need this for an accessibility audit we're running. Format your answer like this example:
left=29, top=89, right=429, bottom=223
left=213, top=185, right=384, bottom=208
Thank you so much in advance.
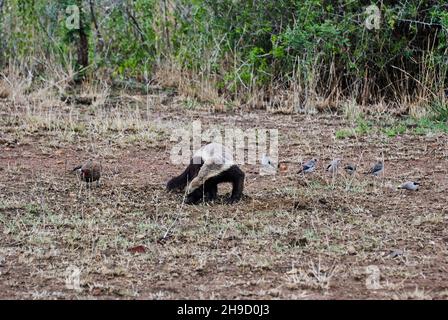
left=78, top=26, right=89, bottom=70
left=0, top=0, right=5, bottom=68
left=76, top=0, right=89, bottom=75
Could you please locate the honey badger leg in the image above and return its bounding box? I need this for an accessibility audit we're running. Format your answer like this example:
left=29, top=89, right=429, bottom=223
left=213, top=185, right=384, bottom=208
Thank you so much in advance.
left=227, top=165, right=245, bottom=203
left=205, top=183, right=218, bottom=201
left=184, top=165, right=245, bottom=205
left=167, top=157, right=203, bottom=191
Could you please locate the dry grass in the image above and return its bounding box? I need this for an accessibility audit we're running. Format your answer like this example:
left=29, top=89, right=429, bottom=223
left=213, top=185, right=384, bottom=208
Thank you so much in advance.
left=153, top=62, right=225, bottom=108
left=0, top=80, right=11, bottom=99
left=0, top=64, right=32, bottom=103
left=0, top=91, right=447, bottom=299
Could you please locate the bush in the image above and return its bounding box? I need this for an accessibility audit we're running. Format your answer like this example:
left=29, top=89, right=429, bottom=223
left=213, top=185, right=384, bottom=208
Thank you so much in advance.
left=430, top=100, right=448, bottom=122
left=0, top=0, right=447, bottom=109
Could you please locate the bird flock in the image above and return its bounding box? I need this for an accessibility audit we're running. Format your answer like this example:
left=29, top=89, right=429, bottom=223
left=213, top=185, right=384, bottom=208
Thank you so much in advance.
left=263, top=155, right=420, bottom=191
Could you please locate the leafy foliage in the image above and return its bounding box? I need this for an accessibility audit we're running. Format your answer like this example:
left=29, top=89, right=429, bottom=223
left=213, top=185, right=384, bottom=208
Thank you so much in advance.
left=0, top=0, right=447, bottom=106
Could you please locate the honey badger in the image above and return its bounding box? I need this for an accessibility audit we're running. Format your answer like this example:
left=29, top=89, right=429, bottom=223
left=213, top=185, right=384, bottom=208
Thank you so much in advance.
left=167, top=143, right=245, bottom=204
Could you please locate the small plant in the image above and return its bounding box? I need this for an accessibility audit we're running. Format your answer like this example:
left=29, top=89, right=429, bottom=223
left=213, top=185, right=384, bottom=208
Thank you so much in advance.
left=342, top=99, right=361, bottom=121
left=430, top=100, right=448, bottom=122
left=354, top=117, right=372, bottom=135
left=183, top=98, right=199, bottom=110
left=383, top=123, right=406, bottom=137
left=335, top=117, right=372, bottom=139
left=335, top=129, right=354, bottom=139
left=25, top=203, right=42, bottom=216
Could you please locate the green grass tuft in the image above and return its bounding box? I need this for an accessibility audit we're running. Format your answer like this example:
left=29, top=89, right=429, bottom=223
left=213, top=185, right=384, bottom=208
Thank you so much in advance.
left=430, top=100, right=448, bottom=122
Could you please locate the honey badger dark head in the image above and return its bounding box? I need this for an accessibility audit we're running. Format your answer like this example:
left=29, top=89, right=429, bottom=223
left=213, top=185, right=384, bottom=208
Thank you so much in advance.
left=166, top=143, right=245, bottom=204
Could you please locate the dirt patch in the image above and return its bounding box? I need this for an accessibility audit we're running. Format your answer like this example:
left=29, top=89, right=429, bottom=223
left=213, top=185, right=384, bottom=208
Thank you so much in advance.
left=0, top=100, right=447, bottom=299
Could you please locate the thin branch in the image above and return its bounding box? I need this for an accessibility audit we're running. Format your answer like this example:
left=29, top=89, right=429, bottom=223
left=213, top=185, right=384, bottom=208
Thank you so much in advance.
left=161, top=187, right=189, bottom=241
left=125, top=6, right=146, bottom=44
left=398, top=18, right=448, bottom=33
left=89, top=0, right=103, bottom=42
left=162, top=0, right=171, bottom=50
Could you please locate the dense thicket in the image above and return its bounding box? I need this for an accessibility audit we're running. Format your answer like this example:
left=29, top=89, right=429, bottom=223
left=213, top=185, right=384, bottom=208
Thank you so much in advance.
left=0, top=0, right=447, bottom=109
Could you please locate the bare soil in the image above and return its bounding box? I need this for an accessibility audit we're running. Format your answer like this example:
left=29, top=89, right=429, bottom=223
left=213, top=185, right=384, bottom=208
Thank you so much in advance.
left=0, top=98, right=447, bottom=299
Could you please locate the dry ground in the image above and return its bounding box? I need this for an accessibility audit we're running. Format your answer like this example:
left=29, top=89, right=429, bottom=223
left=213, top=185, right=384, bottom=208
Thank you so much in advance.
left=0, top=94, right=447, bottom=299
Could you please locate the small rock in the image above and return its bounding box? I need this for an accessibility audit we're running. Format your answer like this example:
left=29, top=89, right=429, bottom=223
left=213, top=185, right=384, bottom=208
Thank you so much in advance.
left=347, top=245, right=357, bottom=255
left=268, top=289, right=280, bottom=297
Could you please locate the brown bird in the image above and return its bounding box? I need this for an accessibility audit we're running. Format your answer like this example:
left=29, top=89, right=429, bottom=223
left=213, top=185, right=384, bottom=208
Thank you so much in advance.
left=278, top=162, right=289, bottom=173
left=73, top=159, right=101, bottom=185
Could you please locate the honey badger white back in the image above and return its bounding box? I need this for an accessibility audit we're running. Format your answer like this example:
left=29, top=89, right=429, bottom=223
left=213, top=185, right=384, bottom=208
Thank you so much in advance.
left=188, top=143, right=234, bottom=192
left=167, top=142, right=245, bottom=204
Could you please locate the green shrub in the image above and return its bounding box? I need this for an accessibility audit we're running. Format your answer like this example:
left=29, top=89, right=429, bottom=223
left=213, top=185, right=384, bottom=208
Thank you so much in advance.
left=430, top=100, right=448, bottom=122
left=0, top=0, right=447, bottom=107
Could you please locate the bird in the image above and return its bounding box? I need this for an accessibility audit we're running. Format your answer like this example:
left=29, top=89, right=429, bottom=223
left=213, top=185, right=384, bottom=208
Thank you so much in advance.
left=365, top=161, right=384, bottom=176
left=261, top=154, right=276, bottom=170
left=297, top=158, right=317, bottom=174
left=278, top=162, right=288, bottom=173
left=73, top=159, right=101, bottom=185
left=398, top=181, right=420, bottom=191
left=326, top=158, right=342, bottom=174
left=344, top=163, right=357, bottom=175
left=260, top=154, right=277, bottom=175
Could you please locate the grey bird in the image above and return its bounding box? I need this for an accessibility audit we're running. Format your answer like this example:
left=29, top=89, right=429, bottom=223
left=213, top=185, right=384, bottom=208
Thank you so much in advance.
left=365, top=161, right=384, bottom=176
left=344, top=163, right=357, bottom=175
left=326, top=158, right=342, bottom=174
left=73, top=159, right=101, bottom=184
left=298, top=158, right=317, bottom=174
left=261, top=154, right=277, bottom=171
left=260, top=154, right=277, bottom=175
left=398, top=181, right=420, bottom=191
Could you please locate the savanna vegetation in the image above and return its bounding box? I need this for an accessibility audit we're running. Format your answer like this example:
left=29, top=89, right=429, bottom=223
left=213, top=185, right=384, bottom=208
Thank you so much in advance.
left=0, top=0, right=447, bottom=116
left=1, top=1, right=448, bottom=300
